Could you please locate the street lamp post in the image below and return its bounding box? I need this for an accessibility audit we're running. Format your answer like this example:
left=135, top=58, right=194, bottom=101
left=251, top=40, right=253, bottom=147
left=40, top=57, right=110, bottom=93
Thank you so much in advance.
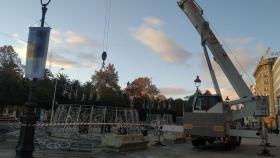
left=194, top=75, right=201, bottom=92
left=50, top=68, right=64, bottom=123
left=15, top=79, right=37, bottom=158
left=16, top=1, right=51, bottom=157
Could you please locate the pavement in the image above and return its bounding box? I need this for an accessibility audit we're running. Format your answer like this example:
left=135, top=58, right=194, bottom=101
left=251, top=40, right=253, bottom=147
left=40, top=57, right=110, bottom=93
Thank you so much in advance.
left=0, top=134, right=279, bottom=158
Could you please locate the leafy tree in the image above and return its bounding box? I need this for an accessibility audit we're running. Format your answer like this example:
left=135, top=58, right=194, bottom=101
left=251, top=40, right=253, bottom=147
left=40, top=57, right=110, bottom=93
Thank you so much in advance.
left=0, top=45, right=23, bottom=75
left=92, top=63, right=122, bottom=105
left=0, top=45, right=26, bottom=105
left=33, top=69, right=54, bottom=109
left=80, top=81, right=97, bottom=104
left=125, top=77, right=159, bottom=98
left=55, top=73, right=71, bottom=104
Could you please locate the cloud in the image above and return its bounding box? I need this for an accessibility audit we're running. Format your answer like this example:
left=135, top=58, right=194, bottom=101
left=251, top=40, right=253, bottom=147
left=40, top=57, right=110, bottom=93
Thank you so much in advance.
left=224, top=37, right=252, bottom=48
left=12, top=29, right=100, bottom=70
left=207, top=87, right=238, bottom=100
left=47, top=51, right=99, bottom=69
left=131, top=17, right=191, bottom=64
left=14, top=46, right=26, bottom=59
left=160, top=87, right=188, bottom=95
left=143, top=17, right=163, bottom=27
left=50, top=29, right=99, bottom=47
left=46, top=53, right=79, bottom=68
left=65, top=31, right=98, bottom=47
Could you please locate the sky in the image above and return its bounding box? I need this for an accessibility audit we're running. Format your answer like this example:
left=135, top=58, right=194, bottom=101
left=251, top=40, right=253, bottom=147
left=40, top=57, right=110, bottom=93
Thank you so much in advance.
left=0, top=0, right=280, bottom=99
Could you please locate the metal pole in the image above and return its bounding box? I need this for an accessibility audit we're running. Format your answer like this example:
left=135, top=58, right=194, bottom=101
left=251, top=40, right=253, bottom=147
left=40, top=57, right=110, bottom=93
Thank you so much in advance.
left=16, top=2, right=51, bottom=157
left=50, top=78, right=58, bottom=123
left=15, top=79, right=37, bottom=158
left=201, top=41, right=221, bottom=95
left=50, top=68, right=63, bottom=123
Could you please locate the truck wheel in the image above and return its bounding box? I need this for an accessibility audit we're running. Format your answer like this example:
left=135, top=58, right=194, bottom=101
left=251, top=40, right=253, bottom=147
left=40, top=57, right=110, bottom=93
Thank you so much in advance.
left=199, top=138, right=206, bottom=146
left=207, top=139, right=215, bottom=144
left=224, top=141, right=233, bottom=150
left=191, top=139, right=200, bottom=147
left=224, top=137, right=236, bottom=150
left=231, top=137, right=236, bottom=149
left=236, top=137, right=242, bottom=146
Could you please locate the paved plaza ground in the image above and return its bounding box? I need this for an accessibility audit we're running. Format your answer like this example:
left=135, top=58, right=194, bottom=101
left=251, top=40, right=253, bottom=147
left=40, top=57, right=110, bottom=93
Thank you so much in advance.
left=1, top=134, right=279, bottom=158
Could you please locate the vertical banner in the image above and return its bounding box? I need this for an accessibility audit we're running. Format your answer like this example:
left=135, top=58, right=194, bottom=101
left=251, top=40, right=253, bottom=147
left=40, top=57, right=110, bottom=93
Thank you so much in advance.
left=25, top=27, right=51, bottom=79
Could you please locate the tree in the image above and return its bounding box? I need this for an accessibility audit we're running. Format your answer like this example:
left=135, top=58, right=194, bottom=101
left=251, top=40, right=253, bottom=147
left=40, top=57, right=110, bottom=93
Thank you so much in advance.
left=0, top=45, right=26, bottom=105
left=80, top=81, right=96, bottom=104
left=125, top=77, right=159, bottom=98
left=55, top=73, right=71, bottom=104
left=92, top=63, right=122, bottom=105
left=33, top=69, right=54, bottom=109
left=0, top=45, right=23, bottom=75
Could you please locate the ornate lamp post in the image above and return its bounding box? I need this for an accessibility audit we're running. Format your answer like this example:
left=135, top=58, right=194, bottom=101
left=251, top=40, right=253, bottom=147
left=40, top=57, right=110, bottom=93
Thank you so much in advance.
left=194, top=75, right=201, bottom=92
left=15, top=1, right=51, bottom=158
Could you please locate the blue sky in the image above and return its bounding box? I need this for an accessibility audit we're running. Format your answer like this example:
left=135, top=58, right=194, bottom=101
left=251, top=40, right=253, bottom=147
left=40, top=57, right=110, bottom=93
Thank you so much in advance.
left=1, top=0, right=280, bottom=99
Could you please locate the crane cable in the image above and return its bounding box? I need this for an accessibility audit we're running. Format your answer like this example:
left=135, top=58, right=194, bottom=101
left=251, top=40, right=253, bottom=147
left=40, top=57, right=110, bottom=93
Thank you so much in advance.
left=102, top=0, right=112, bottom=52
left=101, top=0, right=112, bottom=70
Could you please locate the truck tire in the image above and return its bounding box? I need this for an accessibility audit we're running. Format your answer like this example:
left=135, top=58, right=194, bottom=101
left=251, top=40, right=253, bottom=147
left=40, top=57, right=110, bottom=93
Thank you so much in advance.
left=207, top=138, right=215, bottom=144
left=199, top=138, right=206, bottom=146
left=191, top=139, right=200, bottom=147
left=236, top=137, right=242, bottom=146
left=224, top=136, right=236, bottom=150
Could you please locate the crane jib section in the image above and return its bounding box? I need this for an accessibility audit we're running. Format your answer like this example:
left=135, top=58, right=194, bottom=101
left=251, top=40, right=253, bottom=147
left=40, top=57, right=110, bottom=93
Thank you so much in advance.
left=178, top=0, right=253, bottom=98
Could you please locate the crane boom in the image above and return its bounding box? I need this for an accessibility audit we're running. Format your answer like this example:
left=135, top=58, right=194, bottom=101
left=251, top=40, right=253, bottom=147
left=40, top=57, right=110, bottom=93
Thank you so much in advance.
left=178, top=0, right=252, bottom=98
left=178, top=0, right=271, bottom=148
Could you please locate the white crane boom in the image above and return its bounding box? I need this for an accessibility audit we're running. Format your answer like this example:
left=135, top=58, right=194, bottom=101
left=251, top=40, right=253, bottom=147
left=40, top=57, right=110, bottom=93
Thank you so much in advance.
left=178, top=0, right=253, bottom=98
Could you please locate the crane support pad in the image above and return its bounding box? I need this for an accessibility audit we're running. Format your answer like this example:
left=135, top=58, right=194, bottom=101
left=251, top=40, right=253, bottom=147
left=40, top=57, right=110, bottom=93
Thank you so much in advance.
left=184, top=112, right=226, bottom=137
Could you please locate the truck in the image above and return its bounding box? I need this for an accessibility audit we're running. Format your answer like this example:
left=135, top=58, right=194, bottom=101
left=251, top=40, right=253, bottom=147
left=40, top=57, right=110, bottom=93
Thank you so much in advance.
left=178, top=0, right=272, bottom=150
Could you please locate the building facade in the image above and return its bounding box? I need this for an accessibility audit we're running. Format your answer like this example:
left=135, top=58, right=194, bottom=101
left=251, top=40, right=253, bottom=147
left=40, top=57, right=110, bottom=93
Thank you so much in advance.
left=273, top=55, right=280, bottom=127
left=253, top=56, right=277, bottom=128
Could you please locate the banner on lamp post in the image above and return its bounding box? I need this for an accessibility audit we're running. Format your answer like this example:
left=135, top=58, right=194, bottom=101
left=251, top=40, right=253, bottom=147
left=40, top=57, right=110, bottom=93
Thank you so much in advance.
left=25, top=27, right=51, bottom=79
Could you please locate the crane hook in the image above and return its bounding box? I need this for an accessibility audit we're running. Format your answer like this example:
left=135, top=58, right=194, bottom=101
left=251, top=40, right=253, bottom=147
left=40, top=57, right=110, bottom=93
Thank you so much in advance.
left=41, top=0, right=51, bottom=7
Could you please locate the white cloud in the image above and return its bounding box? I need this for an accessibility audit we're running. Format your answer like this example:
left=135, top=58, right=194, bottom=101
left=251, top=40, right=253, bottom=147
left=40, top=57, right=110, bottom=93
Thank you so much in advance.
left=50, top=29, right=99, bottom=47
left=65, top=31, right=98, bottom=47
left=131, top=17, right=191, bottom=64
left=14, top=46, right=26, bottom=59
left=160, top=87, right=187, bottom=95
left=46, top=52, right=99, bottom=69
left=46, top=50, right=99, bottom=69
left=12, top=29, right=100, bottom=70
left=143, top=17, right=163, bottom=27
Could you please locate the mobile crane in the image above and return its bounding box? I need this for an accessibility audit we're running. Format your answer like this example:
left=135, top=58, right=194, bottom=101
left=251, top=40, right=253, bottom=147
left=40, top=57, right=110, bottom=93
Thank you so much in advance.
left=178, top=0, right=271, bottom=150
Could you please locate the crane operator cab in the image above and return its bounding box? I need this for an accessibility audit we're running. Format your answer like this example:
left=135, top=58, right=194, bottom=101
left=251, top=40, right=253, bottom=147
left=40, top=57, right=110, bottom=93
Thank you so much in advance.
left=192, top=94, right=223, bottom=113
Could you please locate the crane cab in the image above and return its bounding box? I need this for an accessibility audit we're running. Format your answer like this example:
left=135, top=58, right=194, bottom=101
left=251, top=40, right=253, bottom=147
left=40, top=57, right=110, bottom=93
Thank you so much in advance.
left=192, top=94, right=223, bottom=113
